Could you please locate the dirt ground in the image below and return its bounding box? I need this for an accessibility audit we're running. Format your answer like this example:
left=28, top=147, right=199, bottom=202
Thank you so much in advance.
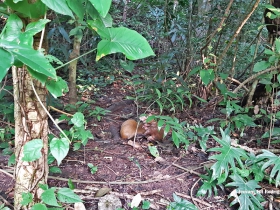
left=0, top=80, right=252, bottom=209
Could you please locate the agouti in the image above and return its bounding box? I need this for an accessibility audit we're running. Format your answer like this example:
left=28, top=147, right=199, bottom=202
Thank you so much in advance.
left=120, top=119, right=164, bottom=141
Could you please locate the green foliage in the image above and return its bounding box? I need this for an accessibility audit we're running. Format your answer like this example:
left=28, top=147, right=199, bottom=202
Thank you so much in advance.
left=129, top=74, right=192, bottom=113
left=141, top=200, right=150, bottom=209
left=88, top=106, right=111, bottom=121
left=257, top=150, right=280, bottom=187
left=196, top=168, right=222, bottom=197
left=58, top=112, right=94, bottom=151
left=167, top=193, right=198, bottom=210
left=208, top=128, right=248, bottom=183
left=197, top=128, right=280, bottom=209
left=21, top=185, right=82, bottom=209
left=226, top=174, right=263, bottom=210
left=146, top=115, right=214, bottom=150
left=0, top=85, right=14, bottom=122
left=87, top=163, right=98, bottom=174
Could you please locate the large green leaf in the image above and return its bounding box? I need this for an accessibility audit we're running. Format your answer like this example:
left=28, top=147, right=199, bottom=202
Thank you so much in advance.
left=87, top=19, right=110, bottom=39
left=257, top=150, right=280, bottom=187
left=41, top=0, right=74, bottom=18
left=226, top=174, right=263, bottom=210
left=4, top=0, right=46, bottom=18
left=253, top=61, right=271, bottom=72
left=95, top=27, right=155, bottom=61
left=199, top=69, right=214, bottom=86
left=22, top=139, right=43, bottom=162
left=46, top=76, right=68, bottom=98
left=2, top=14, right=50, bottom=46
left=0, top=49, right=13, bottom=82
left=1, top=14, right=22, bottom=42
left=89, top=0, right=112, bottom=18
left=87, top=4, right=113, bottom=28
left=50, top=138, right=69, bottom=165
left=57, top=188, right=82, bottom=203
left=0, top=40, right=56, bottom=79
left=66, top=0, right=85, bottom=20
left=41, top=188, right=61, bottom=207
left=208, top=128, right=248, bottom=183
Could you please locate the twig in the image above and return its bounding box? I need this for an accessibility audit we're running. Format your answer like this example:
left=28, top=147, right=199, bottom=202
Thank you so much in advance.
left=49, top=106, right=73, bottom=117
left=0, top=168, right=13, bottom=178
left=233, top=66, right=278, bottom=94
left=172, top=163, right=201, bottom=176
left=0, top=194, right=13, bottom=208
left=190, top=178, right=201, bottom=207
left=216, top=0, right=260, bottom=66
left=48, top=170, right=192, bottom=185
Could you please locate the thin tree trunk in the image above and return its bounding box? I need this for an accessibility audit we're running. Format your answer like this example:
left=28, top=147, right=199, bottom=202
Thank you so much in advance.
left=68, top=31, right=81, bottom=106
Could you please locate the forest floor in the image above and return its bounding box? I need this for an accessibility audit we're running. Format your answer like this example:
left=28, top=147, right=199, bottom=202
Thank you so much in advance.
left=0, top=79, right=269, bottom=210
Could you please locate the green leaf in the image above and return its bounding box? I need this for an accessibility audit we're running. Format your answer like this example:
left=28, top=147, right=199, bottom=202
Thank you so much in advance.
left=199, top=69, right=214, bottom=86
left=120, top=60, right=135, bottom=73
left=41, top=188, right=61, bottom=207
left=30, top=204, right=48, bottom=210
left=155, top=88, right=161, bottom=98
left=88, top=163, right=98, bottom=174
left=0, top=49, right=13, bottom=82
left=142, top=200, right=150, bottom=209
left=197, top=179, right=218, bottom=197
left=167, top=193, right=198, bottom=210
left=22, top=139, right=43, bottom=162
left=23, top=19, right=50, bottom=45
left=73, top=142, right=81, bottom=151
left=39, top=184, right=49, bottom=191
left=226, top=174, right=263, bottom=209
left=87, top=5, right=112, bottom=27
left=253, top=61, right=270, bottom=72
left=66, top=0, right=85, bottom=20
left=27, top=67, right=48, bottom=85
left=49, top=166, right=62, bottom=174
left=257, top=150, right=280, bottom=187
left=4, top=0, right=47, bottom=18
left=57, top=188, right=82, bottom=203
left=276, top=38, right=280, bottom=54
left=79, top=128, right=93, bottom=145
left=264, top=48, right=274, bottom=55
left=68, top=179, right=75, bottom=190
left=50, top=138, right=69, bottom=165
left=208, top=128, right=248, bottom=183
left=172, top=131, right=180, bottom=148
left=261, top=127, right=280, bottom=138
left=46, top=76, right=69, bottom=98
left=41, top=0, right=74, bottom=18
left=0, top=40, right=56, bottom=79
left=1, top=14, right=22, bottom=42
left=95, top=27, right=155, bottom=61
left=71, top=112, right=85, bottom=127
left=21, top=192, right=33, bottom=206
left=148, top=146, right=160, bottom=158
left=89, top=0, right=112, bottom=17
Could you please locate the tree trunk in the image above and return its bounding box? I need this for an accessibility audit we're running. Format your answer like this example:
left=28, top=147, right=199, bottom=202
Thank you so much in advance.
left=13, top=29, right=49, bottom=209
left=68, top=32, right=81, bottom=106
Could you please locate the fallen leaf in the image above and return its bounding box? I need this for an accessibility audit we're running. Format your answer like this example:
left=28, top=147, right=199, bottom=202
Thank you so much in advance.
left=131, top=193, right=142, bottom=208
